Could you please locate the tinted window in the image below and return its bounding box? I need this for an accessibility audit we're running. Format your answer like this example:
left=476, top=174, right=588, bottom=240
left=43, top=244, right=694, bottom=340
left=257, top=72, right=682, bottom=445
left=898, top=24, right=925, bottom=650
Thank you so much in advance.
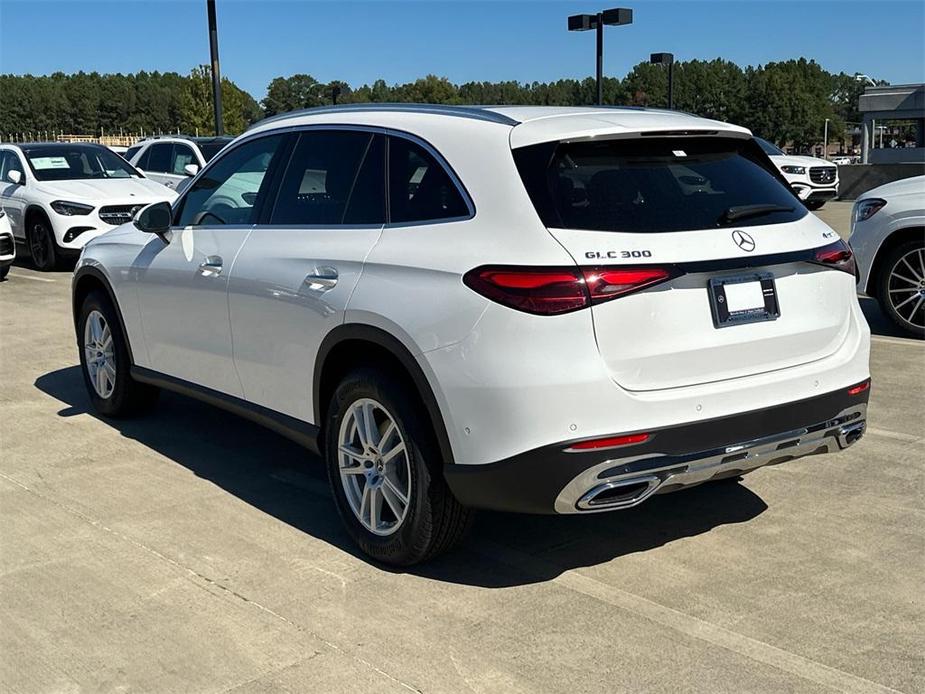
left=755, top=137, right=784, bottom=156
left=23, top=145, right=138, bottom=181
left=345, top=135, right=385, bottom=224
left=1, top=151, right=24, bottom=181
left=271, top=130, right=376, bottom=225
left=135, top=147, right=150, bottom=170
left=145, top=143, right=172, bottom=173
left=171, top=144, right=196, bottom=174
left=177, top=135, right=282, bottom=227
left=124, top=146, right=142, bottom=162
left=514, top=137, right=805, bottom=233
left=199, top=141, right=230, bottom=162
left=388, top=137, right=468, bottom=223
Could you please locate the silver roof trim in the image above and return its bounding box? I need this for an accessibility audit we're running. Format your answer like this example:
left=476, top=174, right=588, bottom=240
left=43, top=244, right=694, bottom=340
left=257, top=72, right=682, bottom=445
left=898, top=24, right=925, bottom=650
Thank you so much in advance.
left=248, top=103, right=521, bottom=130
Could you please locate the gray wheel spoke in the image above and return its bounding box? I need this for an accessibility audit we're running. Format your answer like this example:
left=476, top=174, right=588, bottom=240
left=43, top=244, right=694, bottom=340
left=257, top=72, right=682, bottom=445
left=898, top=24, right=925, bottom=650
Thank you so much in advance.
left=380, top=481, right=405, bottom=520
left=894, top=292, right=920, bottom=310
left=890, top=272, right=919, bottom=285
left=381, top=441, right=406, bottom=465
left=900, top=256, right=923, bottom=281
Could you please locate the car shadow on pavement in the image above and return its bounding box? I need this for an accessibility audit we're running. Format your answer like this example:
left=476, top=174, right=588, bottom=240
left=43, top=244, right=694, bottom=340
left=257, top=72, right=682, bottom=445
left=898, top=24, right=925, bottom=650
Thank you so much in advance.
left=36, top=366, right=768, bottom=588
left=858, top=296, right=908, bottom=338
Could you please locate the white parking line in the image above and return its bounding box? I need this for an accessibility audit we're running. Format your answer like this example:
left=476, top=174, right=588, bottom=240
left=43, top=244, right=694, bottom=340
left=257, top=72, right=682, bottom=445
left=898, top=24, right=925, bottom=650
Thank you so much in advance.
left=866, top=426, right=921, bottom=443
left=8, top=272, right=56, bottom=283
left=871, top=334, right=921, bottom=347
left=473, top=542, right=905, bottom=694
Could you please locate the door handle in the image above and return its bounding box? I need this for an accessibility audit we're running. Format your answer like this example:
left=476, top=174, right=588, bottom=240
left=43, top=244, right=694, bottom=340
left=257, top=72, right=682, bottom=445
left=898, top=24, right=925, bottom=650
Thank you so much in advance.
left=304, top=266, right=338, bottom=292
left=198, top=255, right=223, bottom=277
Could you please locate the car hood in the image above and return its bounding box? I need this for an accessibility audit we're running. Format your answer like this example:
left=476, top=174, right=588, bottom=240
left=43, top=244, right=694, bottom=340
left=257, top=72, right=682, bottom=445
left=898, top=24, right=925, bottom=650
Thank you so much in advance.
left=769, top=154, right=833, bottom=168
left=860, top=174, right=925, bottom=200
left=34, top=177, right=177, bottom=202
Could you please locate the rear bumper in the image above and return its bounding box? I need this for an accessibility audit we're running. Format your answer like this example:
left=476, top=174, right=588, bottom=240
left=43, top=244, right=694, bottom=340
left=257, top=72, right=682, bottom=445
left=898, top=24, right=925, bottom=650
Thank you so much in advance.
left=444, top=382, right=870, bottom=514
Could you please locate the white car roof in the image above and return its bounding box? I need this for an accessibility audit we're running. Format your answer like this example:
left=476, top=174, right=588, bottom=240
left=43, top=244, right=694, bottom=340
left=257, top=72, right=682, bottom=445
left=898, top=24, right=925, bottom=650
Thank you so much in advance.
left=247, top=104, right=752, bottom=149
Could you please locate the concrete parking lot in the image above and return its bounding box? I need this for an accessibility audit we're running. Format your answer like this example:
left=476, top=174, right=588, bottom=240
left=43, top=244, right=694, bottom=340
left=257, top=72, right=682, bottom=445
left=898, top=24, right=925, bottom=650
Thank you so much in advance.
left=1, top=202, right=922, bottom=693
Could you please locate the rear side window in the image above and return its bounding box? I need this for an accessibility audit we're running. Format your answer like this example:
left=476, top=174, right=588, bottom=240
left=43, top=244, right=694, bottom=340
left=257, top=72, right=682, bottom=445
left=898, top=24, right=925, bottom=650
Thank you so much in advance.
left=271, top=130, right=378, bottom=225
left=144, top=143, right=172, bottom=173
left=124, top=146, right=142, bottom=162
left=388, top=136, right=469, bottom=224
left=514, top=137, right=805, bottom=233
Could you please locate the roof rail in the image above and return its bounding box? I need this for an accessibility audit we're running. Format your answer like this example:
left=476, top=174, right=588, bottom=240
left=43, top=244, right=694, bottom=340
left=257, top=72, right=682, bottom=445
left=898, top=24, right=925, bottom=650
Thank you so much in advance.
left=248, top=103, right=520, bottom=131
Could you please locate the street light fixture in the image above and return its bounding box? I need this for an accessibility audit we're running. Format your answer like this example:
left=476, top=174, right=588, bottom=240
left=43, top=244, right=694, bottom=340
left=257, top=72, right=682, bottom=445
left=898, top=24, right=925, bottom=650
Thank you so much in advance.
left=568, top=8, right=633, bottom=105
left=649, top=52, right=675, bottom=109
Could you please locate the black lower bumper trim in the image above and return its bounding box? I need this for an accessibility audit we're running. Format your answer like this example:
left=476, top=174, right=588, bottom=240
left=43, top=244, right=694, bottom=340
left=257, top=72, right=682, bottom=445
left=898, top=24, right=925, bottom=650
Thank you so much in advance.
left=444, top=383, right=870, bottom=514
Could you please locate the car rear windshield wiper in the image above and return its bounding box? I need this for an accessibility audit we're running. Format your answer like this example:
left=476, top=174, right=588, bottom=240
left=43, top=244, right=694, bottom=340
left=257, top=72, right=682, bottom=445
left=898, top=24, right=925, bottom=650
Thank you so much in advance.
left=720, top=203, right=795, bottom=224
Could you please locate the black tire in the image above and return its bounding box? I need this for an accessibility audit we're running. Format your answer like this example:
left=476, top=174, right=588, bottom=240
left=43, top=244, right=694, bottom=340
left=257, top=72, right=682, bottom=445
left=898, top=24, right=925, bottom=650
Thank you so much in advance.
left=77, top=290, right=159, bottom=416
left=805, top=199, right=825, bottom=211
left=877, top=239, right=925, bottom=339
left=27, top=214, right=59, bottom=271
left=0, top=264, right=9, bottom=281
left=325, top=367, right=472, bottom=566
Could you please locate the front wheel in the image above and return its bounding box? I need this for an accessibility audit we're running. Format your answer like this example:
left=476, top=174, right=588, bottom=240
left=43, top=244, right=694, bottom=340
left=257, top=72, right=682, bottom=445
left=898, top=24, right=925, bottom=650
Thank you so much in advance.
left=77, top=290, right=159, bottom=416
left=325, top=368, right=472, bottom=565
left=0, top=264, right=9, bottom=281
left=805, top=199, right=826, bottom=211
left=28, top=217, right=59, bottom=271
left=878, top=240, right=925, bottom=338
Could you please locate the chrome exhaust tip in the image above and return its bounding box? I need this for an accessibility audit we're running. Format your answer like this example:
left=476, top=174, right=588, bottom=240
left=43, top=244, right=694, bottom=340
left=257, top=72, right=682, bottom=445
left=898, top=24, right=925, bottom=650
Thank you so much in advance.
left=576, top=475, right=661, bottom=511
left=836, top=421, right=865, bottom=449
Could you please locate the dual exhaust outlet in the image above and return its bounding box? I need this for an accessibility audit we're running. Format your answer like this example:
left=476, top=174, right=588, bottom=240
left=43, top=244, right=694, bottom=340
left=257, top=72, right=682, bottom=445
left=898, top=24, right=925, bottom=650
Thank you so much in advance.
left=576, top=419, right=866, bottom=512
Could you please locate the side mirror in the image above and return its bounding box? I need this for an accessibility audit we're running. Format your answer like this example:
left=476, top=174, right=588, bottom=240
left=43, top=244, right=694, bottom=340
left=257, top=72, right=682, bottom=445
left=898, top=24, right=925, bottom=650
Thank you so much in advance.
left=183, top=163, right=200, bottom=177
left=134, top=201, right=172, bottom=239
left=6, top=170, right=22, bottom=185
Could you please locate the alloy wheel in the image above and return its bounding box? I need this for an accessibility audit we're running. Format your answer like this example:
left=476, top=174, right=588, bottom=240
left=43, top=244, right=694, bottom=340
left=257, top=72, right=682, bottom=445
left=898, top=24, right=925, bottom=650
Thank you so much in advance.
left=886, top=247, right=925, bottom=330
left=84, top=310, right=116, bottom=398
left=337, top=398, right=412, bottom=536
left=29, top=223, right=51, bottom=269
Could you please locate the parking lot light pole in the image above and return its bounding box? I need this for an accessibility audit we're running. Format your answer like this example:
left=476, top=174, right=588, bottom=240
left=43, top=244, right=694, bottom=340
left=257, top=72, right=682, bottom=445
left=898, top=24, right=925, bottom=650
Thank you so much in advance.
left=649, top=52, right=675, bottom=109
left=568, top=8, right=633, bottom=105
left=207, top=0, right=224, bottom=136
left=823, top=118, right=830, bottom=160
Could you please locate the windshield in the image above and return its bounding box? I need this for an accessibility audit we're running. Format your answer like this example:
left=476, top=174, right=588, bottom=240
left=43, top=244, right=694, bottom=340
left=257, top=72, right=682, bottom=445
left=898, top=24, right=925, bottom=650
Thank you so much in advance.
left=755, top=137, right=785, bottom=156
left=24, top=145, right=140, bottom=181
left=513, top=136, right=804, bottom=233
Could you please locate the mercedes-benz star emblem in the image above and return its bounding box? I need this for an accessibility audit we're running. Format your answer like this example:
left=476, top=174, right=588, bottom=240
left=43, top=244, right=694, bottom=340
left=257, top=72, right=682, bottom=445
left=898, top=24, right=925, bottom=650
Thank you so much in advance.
left=732, top=230, right=756, bottom=252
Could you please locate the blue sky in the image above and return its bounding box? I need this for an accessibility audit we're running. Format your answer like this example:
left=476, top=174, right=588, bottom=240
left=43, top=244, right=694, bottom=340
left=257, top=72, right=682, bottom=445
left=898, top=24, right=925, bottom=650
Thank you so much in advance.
left=1, top=0, right=923, bottom=100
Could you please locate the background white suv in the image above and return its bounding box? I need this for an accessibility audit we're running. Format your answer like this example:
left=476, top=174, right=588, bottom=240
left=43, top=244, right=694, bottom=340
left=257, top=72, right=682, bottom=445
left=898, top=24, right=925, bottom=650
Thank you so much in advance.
left=125, top=136, right=232, bottom=192
left=0, top=208, right=14, bottom=280
left=0, top=143, right=176, bottom=271
left=756, top=137, right=839, bottom=210
left=73, top=105, right=871, bottom=565
left=850, top=175, right=925, bottom=338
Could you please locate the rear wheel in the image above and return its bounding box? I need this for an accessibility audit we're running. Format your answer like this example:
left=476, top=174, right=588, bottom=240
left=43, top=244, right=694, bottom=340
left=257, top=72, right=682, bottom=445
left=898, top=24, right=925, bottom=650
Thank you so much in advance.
left=877, top=240, right=925, bottom=339
left=28, top=215, right=59, bottom=271
left=325, top=368, right=472, bottom=565
left=805, top=199, right=826, bottom=211
left=77, top=290, right=159, bottom=416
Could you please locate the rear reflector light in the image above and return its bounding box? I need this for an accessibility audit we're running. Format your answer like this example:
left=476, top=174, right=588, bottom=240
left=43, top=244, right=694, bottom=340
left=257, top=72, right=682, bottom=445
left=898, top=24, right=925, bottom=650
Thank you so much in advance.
left=565, top=433, right=650, bottom=452
left=812, top=239, right=856, bottom=276
left=847, top=379, right=870, bottom=396
left=463, top=265, right=676, bottom=315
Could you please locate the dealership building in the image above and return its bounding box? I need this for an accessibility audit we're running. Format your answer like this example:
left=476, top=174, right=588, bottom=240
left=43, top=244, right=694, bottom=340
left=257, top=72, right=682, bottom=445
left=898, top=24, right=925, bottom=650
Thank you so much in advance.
left=859, top=83, right=925, bottom=164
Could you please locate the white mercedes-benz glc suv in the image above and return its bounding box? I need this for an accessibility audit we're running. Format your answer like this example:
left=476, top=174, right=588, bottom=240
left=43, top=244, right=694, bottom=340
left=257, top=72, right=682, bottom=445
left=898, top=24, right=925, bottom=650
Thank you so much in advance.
left=72, top=105, right=871, bottom=565
left=849, top=175, right=925, bottom=338
left=756, top=137, right=839, bottom=210
left=0, top=142, right=177, bottom=270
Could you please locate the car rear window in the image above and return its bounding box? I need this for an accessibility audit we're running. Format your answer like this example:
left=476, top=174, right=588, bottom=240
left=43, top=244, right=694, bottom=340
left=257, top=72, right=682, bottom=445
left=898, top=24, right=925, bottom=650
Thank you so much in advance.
left=513, top=136, right=805, bottom=233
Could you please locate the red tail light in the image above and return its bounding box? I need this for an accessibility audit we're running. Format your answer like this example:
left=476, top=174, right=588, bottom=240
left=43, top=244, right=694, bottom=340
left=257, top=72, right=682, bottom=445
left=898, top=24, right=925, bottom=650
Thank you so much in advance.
left=565, top=432, right=650, bottom=452
left=463, top=266, right=676, bottom=315
left=847, top=379, right=870, bottom=396
left=812, top=239, right=856, bottom=276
